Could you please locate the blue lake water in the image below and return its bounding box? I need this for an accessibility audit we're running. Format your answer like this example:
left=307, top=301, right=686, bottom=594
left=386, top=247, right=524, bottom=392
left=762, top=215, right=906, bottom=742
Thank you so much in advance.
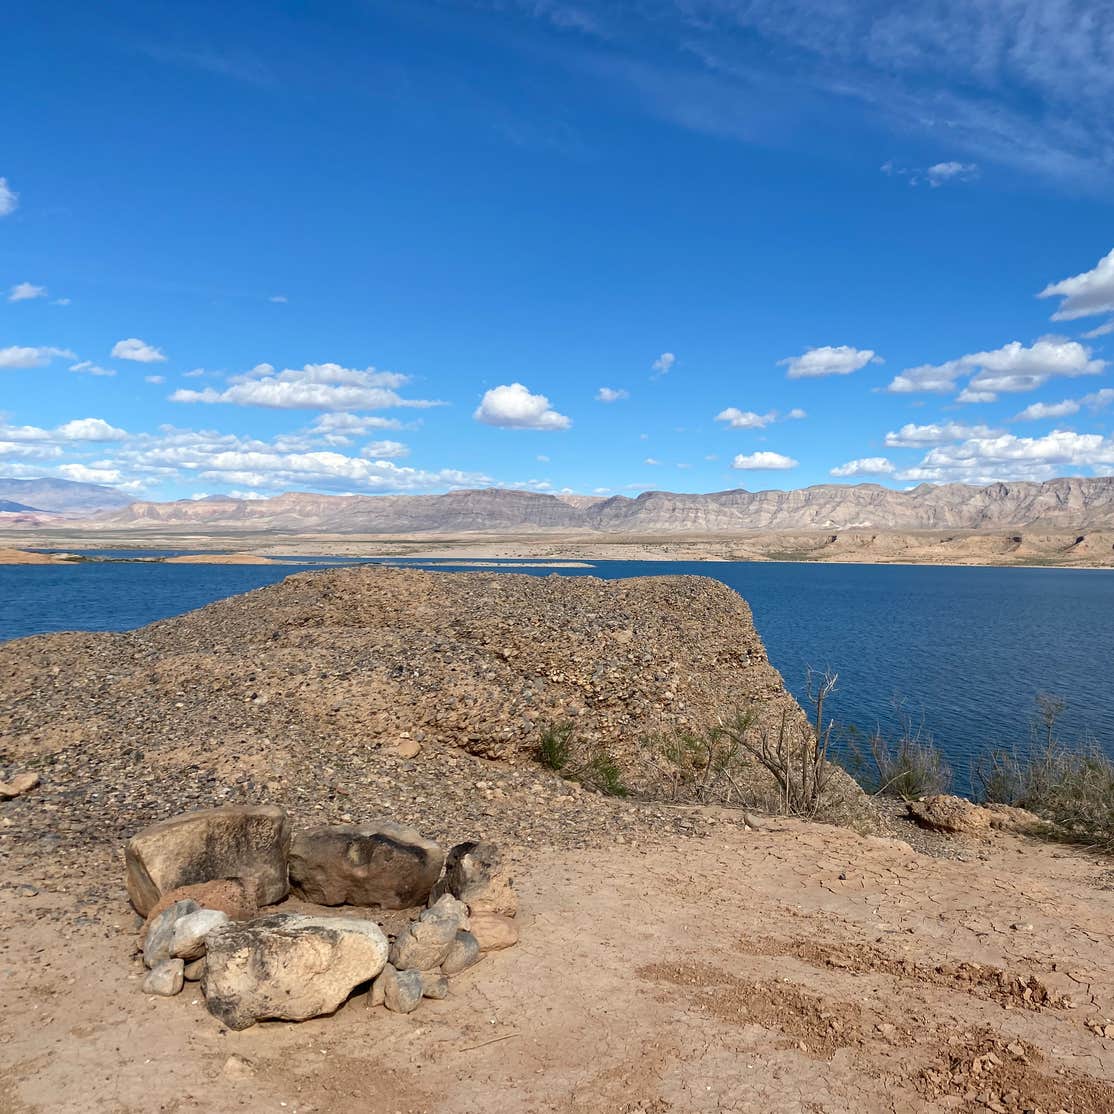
left=2, top=557, right=1112, bottom=787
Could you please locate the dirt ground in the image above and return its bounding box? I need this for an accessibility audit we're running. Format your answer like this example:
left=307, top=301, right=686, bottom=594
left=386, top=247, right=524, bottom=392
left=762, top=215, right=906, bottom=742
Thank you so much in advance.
left=4, top=815, right=1114, bottom=1114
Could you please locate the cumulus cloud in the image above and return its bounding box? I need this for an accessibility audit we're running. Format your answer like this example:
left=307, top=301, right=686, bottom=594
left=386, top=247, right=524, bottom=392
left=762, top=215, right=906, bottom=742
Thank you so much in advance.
left=596, top=386, right=629, bottom=402
left=886, top=337, right=1105, bottom=399
left=359, top=440, right=409, bottom=459
left=643, top=457, right=661, bottom=465
left=58, top=463, right=126, bottom=485
left=779, top=346, right=881, bottom=379
left=473, top=383, right=571, bottom=430
left=172, top=362, right=440, bottom=412
left=885, top=422, right=1002, bottom=447
left=69, top=360, right=117, bottom=377
left=882, top=160, right=979, bottom=187
left=897, top=429, right=1114, bottom=485
left=650, top=352, right=675, bottom=378
left=1013, top=399, right=1081, bottom=421
left=308, top=411, right=405, bottom=445
left=0, top=177, right=17, bottom=216
left=0, top=345, right=76, bottom=369
left=1039, top=248, right=1114, bottom=321
left=0, top=417, right=128, bottom=445
left=145, top=375, right=165, bottom=384
left=112, top=337, right=167, bottom=363
left=715, top=407, right=807, bottom=429
left=731, top=451, right=798, bottom=470
left=715, top=407, right=775, bottom=429
left=830, top=457, right=895, bottom=477
left=8, top=282, right=46, bottom=302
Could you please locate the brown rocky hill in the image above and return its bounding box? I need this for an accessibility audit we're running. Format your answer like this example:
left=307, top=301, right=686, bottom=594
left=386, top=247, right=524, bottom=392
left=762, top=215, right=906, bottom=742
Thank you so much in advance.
left=0, top=566, right=858, bottom=846
left=74, top=475, right=1114, bottom=533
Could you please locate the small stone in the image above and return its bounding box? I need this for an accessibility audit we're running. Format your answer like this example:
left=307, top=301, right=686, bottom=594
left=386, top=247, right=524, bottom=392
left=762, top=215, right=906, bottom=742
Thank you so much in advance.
left=420, top=969, right=449, bottom=1000
left=143, top=899, right=200, bottom=968
left=143, top=958, right=185, bottom=997
left=396, top=739, right=421, bottom=759
left=171, top=909, right=230, bottom=960
left=0, top=771, right=39, bottom=799
left=441, top=930, right=483, bottom=976
left=382, top=966, right=422, bottom=1013
left=469, top=913, right=519, bottom=952
left=221, top=1054, right=256, bottom=1080
left=390, top=895, right=467, bottom=971
left=183, top=958, right=207, bottom=981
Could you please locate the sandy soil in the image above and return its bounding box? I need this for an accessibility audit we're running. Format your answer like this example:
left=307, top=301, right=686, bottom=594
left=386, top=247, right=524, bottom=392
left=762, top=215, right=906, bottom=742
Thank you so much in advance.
left=3, top=816, right=1114, bottom=1114
left=0, top=547, right=76, bottom=566
left=160, top=553, right=277, bottom=565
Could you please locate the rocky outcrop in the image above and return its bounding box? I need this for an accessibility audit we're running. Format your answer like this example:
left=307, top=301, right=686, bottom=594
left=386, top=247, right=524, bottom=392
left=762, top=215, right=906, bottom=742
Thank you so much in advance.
left=431, top=841, right=517, bottom=916
left=202, top=914, right=390, bottom=1030
left=124, top=805, right=292, bottom=916
left=289, top=821, right=444, bottom=908
left=907, top=795, right=992, bottom=835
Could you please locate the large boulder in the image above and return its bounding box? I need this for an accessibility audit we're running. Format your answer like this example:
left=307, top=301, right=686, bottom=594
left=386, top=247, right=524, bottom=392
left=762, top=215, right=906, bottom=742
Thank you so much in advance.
left=906, top=795, right=992, bottom=835
left=288, top=820, right=444, bottom=908
left=430, top=841, right=517, bottom=916
left=202, top=913, right=389, bottom=1030
left=125, top=805, right=292, bottom=916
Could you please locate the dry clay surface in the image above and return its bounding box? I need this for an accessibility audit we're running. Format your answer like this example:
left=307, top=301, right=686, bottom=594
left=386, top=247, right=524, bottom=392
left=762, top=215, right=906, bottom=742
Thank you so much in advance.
left=4, top=819, right=1114, bottom=1114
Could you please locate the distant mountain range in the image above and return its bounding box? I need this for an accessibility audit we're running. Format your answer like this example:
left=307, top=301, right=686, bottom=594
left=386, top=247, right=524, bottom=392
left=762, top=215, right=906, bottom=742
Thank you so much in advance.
left=0, top=478, right=134, bottom=517
left=28, top=475, right=1114, bottom=533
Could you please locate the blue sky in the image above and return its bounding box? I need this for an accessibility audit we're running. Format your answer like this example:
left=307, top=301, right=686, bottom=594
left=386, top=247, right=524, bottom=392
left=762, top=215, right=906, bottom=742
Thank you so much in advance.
left=2, top=0, right=1114, bottom=501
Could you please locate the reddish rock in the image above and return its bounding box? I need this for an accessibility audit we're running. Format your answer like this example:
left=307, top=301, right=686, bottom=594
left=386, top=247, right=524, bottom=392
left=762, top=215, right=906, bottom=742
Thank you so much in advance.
left=138, top=879, right=259, bottom=948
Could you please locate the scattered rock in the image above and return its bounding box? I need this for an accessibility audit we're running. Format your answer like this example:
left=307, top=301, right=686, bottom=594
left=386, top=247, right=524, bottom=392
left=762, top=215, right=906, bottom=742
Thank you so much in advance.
left=906, top=795, right=992, bottom=835
left=377, top=964, right=422, bottom=1013
left=441, top=930, right=483, bottom=975
left=983, top=803, right=1043, bottom=832
left=202, top=912, right=389, bottom=1030
left=0, top=771, right=39, bottom=799
left=143, top=899, right=201, bottom=967
left=170, top=908, right=231, bottom=961
left=220, top=1054, right=256, bottom=1080
left=139, top=879, right=259, bottom=947
left=420, top=969, right=449, bottom=999
left=183, top=957, right=207, bottom=981
left=125, top=805, right=292, bottom=916
left=143, top=958, right=185, bottom=996
left=396, top=739, right=422, bottom=760
left=469, top=912, right=519, bottom=952
left=431, top=841, right=517, bottom=917
left=289, top=820, right=444, bottom=908
left=390, top=894, right=468, bottom=971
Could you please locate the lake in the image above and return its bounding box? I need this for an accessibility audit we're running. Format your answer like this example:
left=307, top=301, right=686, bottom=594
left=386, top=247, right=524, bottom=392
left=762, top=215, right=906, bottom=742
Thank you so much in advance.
left=3, top=556, right=1112, bottom=788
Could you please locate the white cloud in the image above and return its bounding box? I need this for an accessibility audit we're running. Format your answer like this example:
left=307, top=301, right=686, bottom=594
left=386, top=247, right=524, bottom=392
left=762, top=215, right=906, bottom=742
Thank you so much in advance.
left=779, top=345, right=881, bottom=379
left=0, top=417, right=128, bottom=445
left=1039, top=248, right=1114, bottom=321
left=897, top=429, right=1114, bottom=485
left=58, top=463, right=125, bottom=485
left=1082, top=321, right=1114, bottom=339
left=172, top=362, right=440, bottom=412
left=885, top=422, right=1002, bottom=447
left=644, top=457, right=660, bottom=465
left=887, top=336, right=1105, bottom=398
left=1013, top=387, right=1114, bottom=421
left=1013, top=399, right=1081, bottom=421
left=596, top=386, right=629, bottom=402
left=8, top=282, right=46, bottom=302
left=786, top=407, right=807, bottom=420
left=473, top=382, right=571, bottom=430
left=112, top=337, right=167, bottom=363
left=830, top=456, right=895, bottom=477
left=0, top=177, right=17, bottom=216
left=69, top=360, right=117, bottom=377
left=926, top=161, right=979, bottom=186
left=0, top=345, right=76, bottom=369
left=536, top=454, right=550, bottom=462
left=307, top=411, right=405, bottom=445
left=182, top=368, right=206, bottom=378
left=715, top=407, right=774, bottom=429
left=731, top=451, right=798, bottom=470
left=650, top=352, right=675, bottom=377
left=269, top=294, right=288, bottom=303
left=52, top=297, right=71, bottom=306
left=145, top=374, right=166, bottom=384
left=359, top=440, right=409, bottom=459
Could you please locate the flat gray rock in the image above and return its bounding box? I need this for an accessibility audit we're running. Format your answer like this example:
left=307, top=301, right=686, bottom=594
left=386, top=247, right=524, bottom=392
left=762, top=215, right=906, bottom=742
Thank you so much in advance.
left=390, top=895, right=467, bottom=971
left=143, top=958, right=185, bottom=997
left=143, top=899, right=200, bottom=968
left=170, top=908, right=230, bottom=960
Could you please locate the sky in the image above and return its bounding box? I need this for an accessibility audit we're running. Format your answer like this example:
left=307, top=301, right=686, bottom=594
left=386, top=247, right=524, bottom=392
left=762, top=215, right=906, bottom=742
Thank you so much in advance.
left=2, top=0, right=1114, bottom=502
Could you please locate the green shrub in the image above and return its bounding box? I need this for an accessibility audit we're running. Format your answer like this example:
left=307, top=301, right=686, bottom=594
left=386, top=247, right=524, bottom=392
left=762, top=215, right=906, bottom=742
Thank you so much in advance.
left=537, top=721, right=575, bottom=772
left=535, top=721, right=629, bottom=797
left=856, top=727, right=952, bottom=800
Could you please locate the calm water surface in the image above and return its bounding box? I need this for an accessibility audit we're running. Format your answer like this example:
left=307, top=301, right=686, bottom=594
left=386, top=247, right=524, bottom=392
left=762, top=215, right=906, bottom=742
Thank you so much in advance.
left=3, top=557, right=1112, bottom=784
